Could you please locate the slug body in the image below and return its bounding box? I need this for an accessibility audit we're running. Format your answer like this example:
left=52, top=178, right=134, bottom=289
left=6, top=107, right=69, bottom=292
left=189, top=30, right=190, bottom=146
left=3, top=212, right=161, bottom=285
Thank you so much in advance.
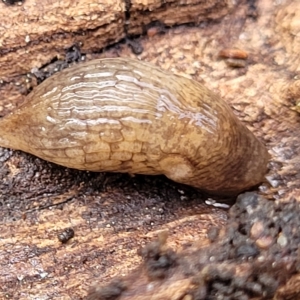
left=0, top=58, right=269, bottom=194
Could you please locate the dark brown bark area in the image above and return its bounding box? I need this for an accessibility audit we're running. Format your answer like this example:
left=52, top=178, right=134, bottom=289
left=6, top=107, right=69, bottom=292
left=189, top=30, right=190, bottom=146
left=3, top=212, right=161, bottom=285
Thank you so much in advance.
left=1, top=0, right=300, bottom=299
left=0, top=0, right=233, bottom=79
left=0, top=0, right=125, bottom=78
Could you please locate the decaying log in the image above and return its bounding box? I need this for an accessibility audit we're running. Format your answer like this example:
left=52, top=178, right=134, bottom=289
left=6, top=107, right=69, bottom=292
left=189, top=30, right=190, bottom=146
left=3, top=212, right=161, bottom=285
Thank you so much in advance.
left=0, top=0, right=234, bottom=79
left=1, top=0, right=300, bottom=299
left=0, top=0, right=125, bottom=79
left=87, top=193, right=300, bottom=300
left=127, top=0, right=232, bottom=35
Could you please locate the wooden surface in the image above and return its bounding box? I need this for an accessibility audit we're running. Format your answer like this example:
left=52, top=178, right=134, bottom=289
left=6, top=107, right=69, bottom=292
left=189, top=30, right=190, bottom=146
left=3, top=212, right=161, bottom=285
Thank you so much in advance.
left=1, top=0, right=300, bottom=299
left=0, top=0, right=232, bottom=79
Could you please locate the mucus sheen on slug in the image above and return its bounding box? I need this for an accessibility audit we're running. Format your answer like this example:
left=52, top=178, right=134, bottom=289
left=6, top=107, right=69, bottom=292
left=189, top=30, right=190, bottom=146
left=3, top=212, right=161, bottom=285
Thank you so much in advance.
left=0, top=58, right=269, bottom=194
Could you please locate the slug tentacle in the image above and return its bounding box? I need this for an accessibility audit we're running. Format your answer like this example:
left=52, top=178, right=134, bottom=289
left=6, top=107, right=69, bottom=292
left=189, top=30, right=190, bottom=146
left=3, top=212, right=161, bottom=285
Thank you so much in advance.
left=0, top=58, right=269, bottom=194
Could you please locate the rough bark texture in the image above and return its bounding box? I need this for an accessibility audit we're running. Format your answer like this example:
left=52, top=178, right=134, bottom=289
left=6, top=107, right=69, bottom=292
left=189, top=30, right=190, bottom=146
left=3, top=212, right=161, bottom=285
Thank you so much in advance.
left=1, top=0, right=300, bottom=299
left=0, top=0, right=233, bottom=79
left=127, top=0, right=232, bottom=35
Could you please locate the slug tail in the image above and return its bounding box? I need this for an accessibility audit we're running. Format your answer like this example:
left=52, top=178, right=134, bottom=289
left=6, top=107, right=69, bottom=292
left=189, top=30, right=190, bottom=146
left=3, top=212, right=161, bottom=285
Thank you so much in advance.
left=0, top=113, right=25, bottom=150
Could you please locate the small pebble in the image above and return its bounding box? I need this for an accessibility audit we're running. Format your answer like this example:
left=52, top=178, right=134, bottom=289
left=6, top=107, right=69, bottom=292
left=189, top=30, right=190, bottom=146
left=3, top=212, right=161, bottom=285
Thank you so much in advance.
left=277, top=234, right=288, bottom=247
left=57, top=228, right=75, bottom=243
left=250, top=221, right=264, bottom=239
left=255, top=236, right=273, bottom=250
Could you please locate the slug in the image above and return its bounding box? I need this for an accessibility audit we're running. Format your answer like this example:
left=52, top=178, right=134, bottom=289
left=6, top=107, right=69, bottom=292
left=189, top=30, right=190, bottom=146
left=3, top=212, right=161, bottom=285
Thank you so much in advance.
left=0, top=58, right=269, bottom=194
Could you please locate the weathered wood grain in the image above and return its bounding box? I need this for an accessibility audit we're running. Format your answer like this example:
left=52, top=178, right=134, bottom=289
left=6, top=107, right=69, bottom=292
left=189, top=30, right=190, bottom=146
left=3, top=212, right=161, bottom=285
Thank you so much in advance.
left=0, top=0, right=233, bottom=79
left=1, top=0, right=300, bottom=299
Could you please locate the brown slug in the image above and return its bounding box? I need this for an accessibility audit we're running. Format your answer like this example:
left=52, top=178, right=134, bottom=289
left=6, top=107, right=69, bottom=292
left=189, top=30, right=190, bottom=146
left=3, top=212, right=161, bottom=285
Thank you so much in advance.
left=0, top=58, right=269, bottom=194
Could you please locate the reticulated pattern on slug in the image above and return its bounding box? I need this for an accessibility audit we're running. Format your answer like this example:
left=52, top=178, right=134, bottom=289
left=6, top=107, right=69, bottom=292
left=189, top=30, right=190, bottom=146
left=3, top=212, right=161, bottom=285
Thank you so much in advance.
left=0, top=58, right=269, bottom=194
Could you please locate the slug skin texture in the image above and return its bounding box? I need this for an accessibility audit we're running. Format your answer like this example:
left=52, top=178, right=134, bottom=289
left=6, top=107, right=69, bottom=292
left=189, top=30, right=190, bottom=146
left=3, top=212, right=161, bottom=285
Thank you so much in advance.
left=0, top=58, right=269, bottom=194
